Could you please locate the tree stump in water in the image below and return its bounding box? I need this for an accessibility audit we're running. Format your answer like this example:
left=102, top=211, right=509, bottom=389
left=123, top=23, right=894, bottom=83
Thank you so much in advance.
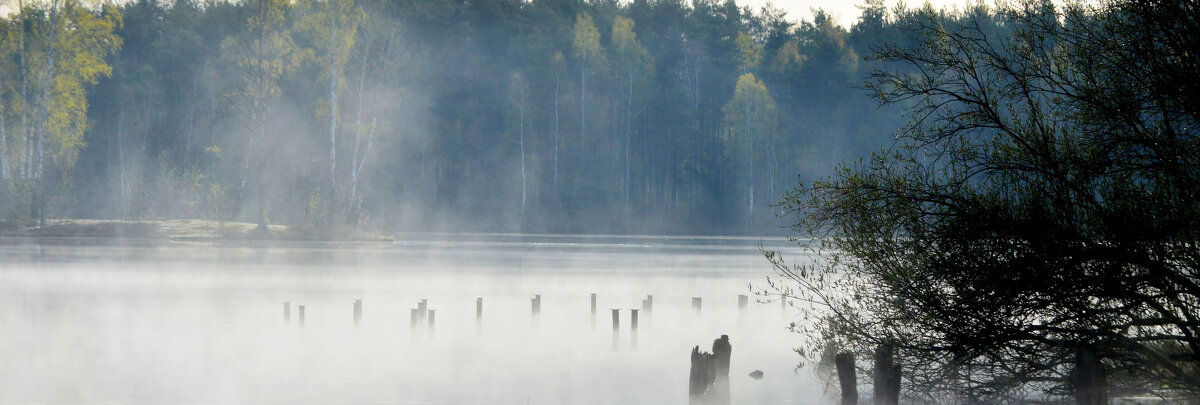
left=835, top=352, right=858, bottom=405
left=688, top=335, right=731, bottom=405
left=873, top=344, right=900, bottom=405
left=1073, top=345, right=1107, bottom=405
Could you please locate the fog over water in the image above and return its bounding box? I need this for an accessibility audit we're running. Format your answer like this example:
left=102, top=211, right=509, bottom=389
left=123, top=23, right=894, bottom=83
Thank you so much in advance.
left=0, top=235, right=821, bottom=404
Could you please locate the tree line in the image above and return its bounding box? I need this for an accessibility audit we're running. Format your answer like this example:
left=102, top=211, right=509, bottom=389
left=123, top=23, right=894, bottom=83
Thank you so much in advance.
left=0, top=0, right=977, bottom=234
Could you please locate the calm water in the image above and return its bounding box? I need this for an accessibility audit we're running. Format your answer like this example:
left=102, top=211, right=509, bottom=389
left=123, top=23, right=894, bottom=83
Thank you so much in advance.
left=0, top=234, right=824, bottom=404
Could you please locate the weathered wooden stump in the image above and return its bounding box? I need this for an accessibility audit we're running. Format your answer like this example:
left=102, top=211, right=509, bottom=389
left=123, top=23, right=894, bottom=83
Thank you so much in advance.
left=835, top=352, right=858, bottom=405
left=712, top=335, right=731, bottom=403
left=590, top=293, right=597, bottom=329
left=873, top=344, right=900, bottom=405
left=1073, top=345, right=1107, bottom=405
left=353, top=299, right=362, bottom=325
left=737, top=294, right=748, bottom=311
left=427, top=309, right=436, bottom=337
left=283, top=302, right=291, bottom=324
left=611, top=309, right=620, bottom=350
left=630, top=309, right=639, bottom=350
left=692, top=297, right=702, bottom=314
left=532, top=294, right=541, bottom=328
left=298, top=305, right=306, bottom=327
left=475, top=298, right=483, bottom=333
left=689, top=346, right=715, bottom=403
left=688, top=335, right=732, bottom=405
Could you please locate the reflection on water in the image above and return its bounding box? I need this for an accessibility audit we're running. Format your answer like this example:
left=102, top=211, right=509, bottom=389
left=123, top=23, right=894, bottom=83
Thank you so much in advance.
left=0, top=235, right=820, bottom=404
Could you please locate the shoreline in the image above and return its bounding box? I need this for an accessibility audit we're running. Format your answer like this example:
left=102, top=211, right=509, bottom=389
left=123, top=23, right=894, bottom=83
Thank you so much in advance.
left=0, top=218, right=394, bottom=245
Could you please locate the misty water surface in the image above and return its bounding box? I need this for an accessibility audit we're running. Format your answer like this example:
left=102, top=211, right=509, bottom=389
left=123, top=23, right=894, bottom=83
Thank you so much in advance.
left=0, top=235, right=824, bottom=404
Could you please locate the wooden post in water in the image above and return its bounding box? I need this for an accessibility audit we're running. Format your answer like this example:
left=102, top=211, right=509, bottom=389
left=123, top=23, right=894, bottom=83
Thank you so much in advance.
left=283, top=302, right=291, bottom=324
left=298, top=305, right=306, bottom=327
left=590, top=293, right=597, bottom=330
left=410, top=308, right=419, bottom=332
left=476, top=298, right=483, bottom=333
left=873, top=344, right=901, bottom=405
left=531, top=295, right=541, bottom=329
left=689, top=345, right=713, bottom=404
left=630, top=309, right=639, bottom=350
left=427, top=309, right=436, bottom=337
left=417, top=299, right=427, bottom=324
left=835, top=352, right=858, bottom=405
left=712, top=335, right=731, bottom=404
left=692, top=297, right=702, bottom=314
left=688, top=335, right=732, bottom=405
left=644, top=295, right=653, bottom=328
left=738, top=295, right=748, bottom=311
left=611, top=309, right=620, bottom=350
left=353, top=299, right=362, bottom=326
left=1073, top=345, right=1107, bottom=405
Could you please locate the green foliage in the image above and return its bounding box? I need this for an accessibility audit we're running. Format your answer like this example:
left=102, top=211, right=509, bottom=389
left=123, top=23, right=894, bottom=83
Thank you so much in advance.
left=46, top=2, right=121, bottom=168
left=572, top=12, right=603, bottom=67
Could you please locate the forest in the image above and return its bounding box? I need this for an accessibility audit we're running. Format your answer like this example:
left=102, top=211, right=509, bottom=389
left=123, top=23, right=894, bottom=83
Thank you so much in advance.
left=0, top=0, right=981, bottom=235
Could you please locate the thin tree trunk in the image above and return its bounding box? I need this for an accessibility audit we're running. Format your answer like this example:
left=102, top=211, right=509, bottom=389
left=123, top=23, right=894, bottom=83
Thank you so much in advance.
left=0, top=77, right=7, bottom=182
left=18, top=6, right=27, bottom=180
left=739, top=103, right=748, bottom=232
left=256, top=117, right=268, bottom=229
left=117, top=109, right=128, bottom=219
left=519, top=92, right=526, bottom=221
left=37, top=0, right=59, bottom=226
left=328, top=4, right=338, bottom=209
left=183, top=78, right=198, bottom=171
left=349, top=38, right=370, bottom=207
left=553, top=74, right=559, bottom=191
left=239, top=106, right=257, bottom=203
left=625, top=70, right=633, bottom=210
left=580, top=57, right=586, bottom=167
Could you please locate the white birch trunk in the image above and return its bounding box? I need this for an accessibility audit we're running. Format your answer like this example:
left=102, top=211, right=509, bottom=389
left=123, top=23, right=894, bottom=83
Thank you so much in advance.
left=580, top=57, right=586, bottom=160
left=117, top=109, right=128, bottom=219
left=349, top=47, right=367, bottom=204
left=519, top=93, right=526, bottom=220
left=625, top=70, right=633, bottom=210
left=0, top=77, right=7, bottom=182
left=37, top=0, right=58, bottom=225
left=328, top=5, right=338, bottom=197
left=553, top=74, right=559, bottom=191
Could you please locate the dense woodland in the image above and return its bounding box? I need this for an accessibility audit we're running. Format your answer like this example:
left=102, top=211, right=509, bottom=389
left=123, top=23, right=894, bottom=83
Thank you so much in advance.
left=0, top=0, right=994, bottom=234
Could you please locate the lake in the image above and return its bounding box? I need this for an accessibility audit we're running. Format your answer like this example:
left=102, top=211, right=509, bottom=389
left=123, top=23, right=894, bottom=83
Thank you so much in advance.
left=0, top=234, right=825, bottom=404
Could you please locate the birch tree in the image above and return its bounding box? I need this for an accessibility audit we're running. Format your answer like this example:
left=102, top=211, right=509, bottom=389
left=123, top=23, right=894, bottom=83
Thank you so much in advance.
left=220, top=0, right=297, bottom=228
left=509, top=72, right=528, bottom=222
left=345, top=9, right=394, bottom=222
left=12, top=0, right=121, bottom=223
left=572, top=13, right=602, bottom=164
left=610, top=15, right=652, bottom=210
left=722, top=73, right=776, bottom=232
left=295, top=0, right=362, bottom=223
left=550, top=50, right=565, bottom=191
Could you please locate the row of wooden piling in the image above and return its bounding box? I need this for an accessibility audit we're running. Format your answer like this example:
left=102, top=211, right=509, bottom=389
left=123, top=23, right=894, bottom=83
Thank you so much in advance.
left=283, top=293, right=758, bottom=336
